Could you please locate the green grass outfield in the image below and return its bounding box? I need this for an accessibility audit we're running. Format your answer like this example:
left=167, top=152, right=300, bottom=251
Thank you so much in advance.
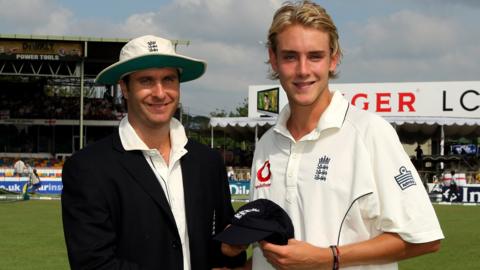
left=0, top=201, right=478, bottom=269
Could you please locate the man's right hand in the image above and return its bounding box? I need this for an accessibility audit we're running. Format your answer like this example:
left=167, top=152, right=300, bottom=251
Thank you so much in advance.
left=221, top=243, right=249, bottom=257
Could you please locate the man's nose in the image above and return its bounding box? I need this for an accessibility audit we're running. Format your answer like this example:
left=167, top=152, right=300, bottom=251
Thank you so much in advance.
left=151, top=82, right=166, bottom=98
left=296, top=57, right=309, bottom=77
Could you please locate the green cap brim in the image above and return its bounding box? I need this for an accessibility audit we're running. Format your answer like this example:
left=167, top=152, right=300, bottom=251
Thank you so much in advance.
left=95, top=54, right=206, bottom=85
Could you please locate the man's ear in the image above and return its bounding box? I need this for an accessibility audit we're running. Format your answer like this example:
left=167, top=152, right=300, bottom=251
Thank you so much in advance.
left=268, top=47, right=278, bottom=73
left=329, top=52, right=340, bottom=74
left=119, top=80, right=128, bottom=100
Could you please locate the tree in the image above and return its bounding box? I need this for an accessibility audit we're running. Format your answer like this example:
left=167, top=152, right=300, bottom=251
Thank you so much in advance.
left=210, top=108, right=228, bottom=117
left=182, top=97, right=255, bottom=165
left=229, top=98, right=248, bottom=117
left=210, top=97, right=248, bottom=117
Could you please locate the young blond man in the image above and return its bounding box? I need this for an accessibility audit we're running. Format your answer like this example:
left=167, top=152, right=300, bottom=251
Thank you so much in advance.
left=221, top=1, right=443, bottom=269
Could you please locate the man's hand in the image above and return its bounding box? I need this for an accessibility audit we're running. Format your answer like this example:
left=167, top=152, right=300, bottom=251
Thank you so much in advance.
left=221, top=242, right=249, bottom=257
left=260, top=239, right=332, bottom=270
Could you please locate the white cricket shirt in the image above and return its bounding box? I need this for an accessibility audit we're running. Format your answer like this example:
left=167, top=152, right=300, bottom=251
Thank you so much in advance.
left=250, top=91, right=444, bottom=270
left=119, top=116, right=191, bottom=270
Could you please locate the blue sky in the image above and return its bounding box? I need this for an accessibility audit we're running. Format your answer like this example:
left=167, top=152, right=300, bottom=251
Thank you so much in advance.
left=0, top=0, right=479, bottom=116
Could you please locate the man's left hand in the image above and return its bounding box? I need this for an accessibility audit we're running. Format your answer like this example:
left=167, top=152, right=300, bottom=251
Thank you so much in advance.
left=260, top=239, right=332, bottom=270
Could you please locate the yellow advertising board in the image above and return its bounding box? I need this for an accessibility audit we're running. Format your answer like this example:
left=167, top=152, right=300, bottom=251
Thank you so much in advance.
left=0, top=39, right=83, bottom=60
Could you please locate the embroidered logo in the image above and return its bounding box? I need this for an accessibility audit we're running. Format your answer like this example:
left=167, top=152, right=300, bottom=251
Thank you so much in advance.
left=147, top=40, right=158, bottom=52
left=394, top=166, right=416, bottom=190
left=314, top=155, right=331, bottom=181
left=234, top=208, right=260, bottom=219
left=255, top=160, right=271, bottom=188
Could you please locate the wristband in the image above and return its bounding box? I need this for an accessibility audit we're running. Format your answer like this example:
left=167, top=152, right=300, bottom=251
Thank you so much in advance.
left=329, top=245, right=340, bottom=270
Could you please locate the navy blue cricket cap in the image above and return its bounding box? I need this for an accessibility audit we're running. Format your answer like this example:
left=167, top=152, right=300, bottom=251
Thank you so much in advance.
left=214, top=199, right=294, bottom=245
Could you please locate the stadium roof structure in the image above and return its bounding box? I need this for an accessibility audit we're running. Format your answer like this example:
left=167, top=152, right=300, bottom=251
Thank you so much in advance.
left=0, top=33, right=131, bottom=42
left=0, top=34, right=191, bottom=150
left=0, top=34, right=190, bottom=79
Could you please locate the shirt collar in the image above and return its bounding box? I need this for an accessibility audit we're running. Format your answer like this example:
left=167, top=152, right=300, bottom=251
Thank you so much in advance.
left=119, top=115, right=188, bottom=153
left=273, top=90, right=349, bottom=140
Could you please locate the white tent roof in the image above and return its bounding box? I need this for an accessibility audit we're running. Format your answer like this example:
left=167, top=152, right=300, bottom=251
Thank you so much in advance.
left=209, top=116, right=480, bottom=144
left=384, top=116, right=480, bottom=126
left=209, top=117, right=276, bottom=146
left=210, top=117, right=277, bottom=128
left=210, top=116, right=480, bottom=128
left=385, top=116, right=480, bottom=140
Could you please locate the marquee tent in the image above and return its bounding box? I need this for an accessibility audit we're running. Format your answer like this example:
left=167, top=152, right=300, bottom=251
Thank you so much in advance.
left=385, top=116, right=480, bottom=144
left=211, top=81, right=480, bottom=153
left=209, top=115, right=480, bottom=146
left=209, top=117, right=276, bottom=148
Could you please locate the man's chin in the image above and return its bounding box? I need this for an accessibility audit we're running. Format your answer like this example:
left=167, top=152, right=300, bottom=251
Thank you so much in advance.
left=151, top=116, right=173, bottom=124
left=290, top=97, right=317, bottom=107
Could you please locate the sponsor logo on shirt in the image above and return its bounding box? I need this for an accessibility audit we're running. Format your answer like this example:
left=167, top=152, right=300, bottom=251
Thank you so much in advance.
left=255, top=160, right=271, bottom=188
left=394, top=166, right=416, bottom=190
left=314, top=155, right=331, bottom=181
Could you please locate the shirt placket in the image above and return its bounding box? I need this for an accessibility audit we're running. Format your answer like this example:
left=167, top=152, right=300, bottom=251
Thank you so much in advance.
left=169, top=149, right=189, bottom=250
left=146, top=151, right=166, bottom=195
left=151, top=148, right=190, bottom=270
left=285, top=141, right=304, bottom=203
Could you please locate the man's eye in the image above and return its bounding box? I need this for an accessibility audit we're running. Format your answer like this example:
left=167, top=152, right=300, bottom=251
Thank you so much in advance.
left=309, top=53, right=325, bottom=61
left=164, top=76, right=178, bottom=83
left=282, top=54, right=296, bottom=61
left=139, top=78, right=153, bottom=84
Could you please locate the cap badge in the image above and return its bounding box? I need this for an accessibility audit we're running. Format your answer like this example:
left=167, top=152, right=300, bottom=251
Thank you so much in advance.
left=147, top=40, right=158, bottom=52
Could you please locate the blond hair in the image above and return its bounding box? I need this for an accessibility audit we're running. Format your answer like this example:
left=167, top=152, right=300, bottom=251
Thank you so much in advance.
left=267, top=0, right=342, bottom=79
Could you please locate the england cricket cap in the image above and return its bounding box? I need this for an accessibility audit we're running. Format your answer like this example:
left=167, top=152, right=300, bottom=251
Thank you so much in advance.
left=95, top=35, right=206, bottom=84
left=214, top=199, right=294, bottom=245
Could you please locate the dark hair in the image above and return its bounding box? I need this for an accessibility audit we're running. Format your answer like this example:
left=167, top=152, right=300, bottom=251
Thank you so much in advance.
left=121, top=74, right=130, bottom=85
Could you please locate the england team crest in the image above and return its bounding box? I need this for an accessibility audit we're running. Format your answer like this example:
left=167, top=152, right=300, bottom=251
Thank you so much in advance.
left=314, top=155, right=331, bottom=181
